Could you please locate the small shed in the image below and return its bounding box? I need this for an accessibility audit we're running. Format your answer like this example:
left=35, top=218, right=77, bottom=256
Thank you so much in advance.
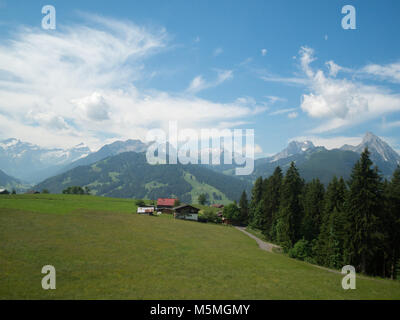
left=0, top=188, right=9, bottom=195
left=173, top=204, right=200, bottom=221
left=137, top=206, right=155, bottom=215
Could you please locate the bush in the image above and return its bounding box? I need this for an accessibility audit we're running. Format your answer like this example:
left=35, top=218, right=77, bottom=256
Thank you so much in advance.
left=201, top=208, right=221, bottom=224
left=62, top=186, right=87, bottom=195
left=288, top=238, right=313, bottom=261
left=135, top=199, right=146, bottom=207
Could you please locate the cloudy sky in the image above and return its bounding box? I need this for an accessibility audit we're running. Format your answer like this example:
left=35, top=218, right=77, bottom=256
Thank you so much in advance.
left=0, top=0, right=399, bottom=155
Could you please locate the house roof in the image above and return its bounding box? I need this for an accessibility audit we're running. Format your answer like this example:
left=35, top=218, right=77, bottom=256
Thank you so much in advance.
left=157, top=198, right=177, bottom=207
left=173, top=204, right=200, bottom=212
left=211, top=204, right=224, bottom=208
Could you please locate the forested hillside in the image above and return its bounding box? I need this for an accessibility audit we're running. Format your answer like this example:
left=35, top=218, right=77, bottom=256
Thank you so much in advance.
left=225, top=148, right=400, bottom=279
left=34, top=151, right=252, bottom=204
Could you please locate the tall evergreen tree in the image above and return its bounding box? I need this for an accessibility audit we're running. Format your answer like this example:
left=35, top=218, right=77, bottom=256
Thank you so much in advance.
left=301, top=178, right=325, bottom=241
left=386, top=166, right=400, bottom=279
left=276, top=162, right=304, bottom=249
left=238, top=190, right=249, bottom=225
left=344, top=148, right=384, bottom=274
left=263, top=167, right=283, bottom=240
left=314, top=176, right=347, bottom=268
left=249, top=176, right=263, bottom=225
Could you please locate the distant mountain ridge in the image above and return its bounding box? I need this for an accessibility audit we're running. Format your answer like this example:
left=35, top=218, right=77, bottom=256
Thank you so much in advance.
left=0, top=169, right=29, bottom=192
left=252, top=132, right=400, bottom=184
left=34, top=151, right=252, bottom=203
left=339, top=132, right=400, bottom=174
left=60, top=139, right=149, bottom=173
left=2, top=132, right=399, bottom=190
left=0, top=138, right=91, bottom=183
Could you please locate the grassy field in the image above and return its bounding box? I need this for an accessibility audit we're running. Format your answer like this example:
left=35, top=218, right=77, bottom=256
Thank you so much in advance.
left=0, top=194, right=399, bottom=299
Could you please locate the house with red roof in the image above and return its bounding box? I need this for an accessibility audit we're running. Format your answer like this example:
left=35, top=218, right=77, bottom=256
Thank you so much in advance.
left=156, top=198, right=178, bottom=213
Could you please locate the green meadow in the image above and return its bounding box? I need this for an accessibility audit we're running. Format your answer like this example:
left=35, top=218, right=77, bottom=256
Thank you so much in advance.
left=0, top=194, right=399, bottom=299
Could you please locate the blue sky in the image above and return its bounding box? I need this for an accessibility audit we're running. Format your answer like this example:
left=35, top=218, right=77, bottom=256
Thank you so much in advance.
left=0, top=0, right=399, bottom=155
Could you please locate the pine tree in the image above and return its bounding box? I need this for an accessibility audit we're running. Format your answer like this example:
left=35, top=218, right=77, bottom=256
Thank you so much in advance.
left=386, top=166, right=400, bottom=279
left=249, top=177, right=263, bottom=225
left=263, top=167, right=283, bottom=240
left=314, top=176, right=347, bottom=267
left=344, top=148, right=383, bottom=274
left=276, top=162, right=304, bottom=249
left=238, top=190, right=249, bottom=225
left=301, top=178, right=325, bottom=241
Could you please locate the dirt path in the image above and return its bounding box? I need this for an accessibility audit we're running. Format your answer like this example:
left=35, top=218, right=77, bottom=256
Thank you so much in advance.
left=235, top=226, right=391, bottom=282
left=235, top=226, right=281, bottom=253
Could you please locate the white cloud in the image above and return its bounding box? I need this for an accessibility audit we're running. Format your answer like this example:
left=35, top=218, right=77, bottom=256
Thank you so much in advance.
left=265, top=96, right=287, bottom=104
left=361, top=62, right=400, bottom=83
left=288, top=112, right=298, bottom=119
left=254, top=144, right=263, bottom=154
left=213, top=47, right=223, bottom=56
left=269, top=108, right=297, bottom=116
left=325, top=60, right=341, bottom=77
left=72, top=92, right=110, bottom=121
left=0, top=15, right=264, bottom=149
left=260, top=75, right=309, bottom=86
left=296, top=47, right=400, bottom=133
left=186, top=69, right=233, bottom=93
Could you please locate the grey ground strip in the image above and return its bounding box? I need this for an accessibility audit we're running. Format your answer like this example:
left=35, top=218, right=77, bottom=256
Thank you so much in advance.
left=235, top=226, right=281, bottom=253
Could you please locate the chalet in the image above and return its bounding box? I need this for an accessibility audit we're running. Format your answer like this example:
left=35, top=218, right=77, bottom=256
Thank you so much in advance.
left=137, top=206, right=155, bottom=215
left=25, top=190, right=40, bottom=194
left=0, top=188, right=9, bottom=195
left=211, top=204, right=224, bottom=209
left=173, top=204, right=200, bottom=221
left=157, top=198, right=178, bottom=214
left=222, top=217, right=231, bottom=225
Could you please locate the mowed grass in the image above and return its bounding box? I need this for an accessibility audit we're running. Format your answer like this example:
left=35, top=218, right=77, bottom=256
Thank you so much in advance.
left=1, top=195, right=399, bottom=299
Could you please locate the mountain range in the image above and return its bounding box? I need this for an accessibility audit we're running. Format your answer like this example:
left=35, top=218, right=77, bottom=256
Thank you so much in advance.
left=34, top=151, right=252, bottom=204
left=1, top=132, right=399, bottom=200
left=0, top=138, right=91, bottom=183
left=251, top=132, right=400, bottom=184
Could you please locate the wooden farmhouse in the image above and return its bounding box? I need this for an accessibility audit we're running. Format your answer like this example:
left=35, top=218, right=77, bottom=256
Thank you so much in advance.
left=173, top=204, right=200, bottom=221
left=156, top=198, right=178, bottom=214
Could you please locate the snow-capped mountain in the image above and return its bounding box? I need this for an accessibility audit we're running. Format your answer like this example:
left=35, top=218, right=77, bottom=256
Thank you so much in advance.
left=0, top=138, right=91, bottom=183
left=340, top=132, right=400, bottom=165
left=270, top=140, right=316, bottom=162
left=60, top=139, right=149, bottom=173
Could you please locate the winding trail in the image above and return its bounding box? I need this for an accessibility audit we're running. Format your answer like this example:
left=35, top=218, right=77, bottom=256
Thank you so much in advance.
left=235, top=226, right=281, bottom=253
left=235, top=226, right=392, bottom=282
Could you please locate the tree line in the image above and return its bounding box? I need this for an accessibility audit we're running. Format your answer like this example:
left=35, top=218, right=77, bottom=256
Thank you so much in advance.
left=225, top=148, right=400, bottom=279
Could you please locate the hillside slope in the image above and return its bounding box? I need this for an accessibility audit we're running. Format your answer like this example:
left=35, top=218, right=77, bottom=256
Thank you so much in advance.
left=0, top=169, right=29, bottom=192
left=0, top=195, right=399, bottom=299
left=34, top=152, right=251, bottom=203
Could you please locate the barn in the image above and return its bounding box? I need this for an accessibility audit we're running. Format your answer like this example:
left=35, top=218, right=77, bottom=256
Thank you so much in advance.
left=173, top=204, right=200, bottom=221
left=156, top=198, right=178, bottom=214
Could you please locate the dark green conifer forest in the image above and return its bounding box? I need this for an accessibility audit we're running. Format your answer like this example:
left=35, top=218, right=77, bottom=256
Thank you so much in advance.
left=236, top=148, right=400, bottom=279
